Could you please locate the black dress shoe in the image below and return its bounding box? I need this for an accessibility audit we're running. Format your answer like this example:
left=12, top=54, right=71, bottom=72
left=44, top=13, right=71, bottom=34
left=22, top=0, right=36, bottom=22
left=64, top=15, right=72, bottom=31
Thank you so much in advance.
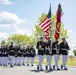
left=0, top=64, right=2, bottom=66
left=61, top=64, right=63, bottom=69
left=64, top=68, right=68, bottom=70
left=49, top=68, right=53, bottom=71
left=23, top=63, right=25, bottom=66
left=40, top=68, right=43, bottom=71
left=31, top=64, right=33, bottom=66
left=19, top=65, right=21, bottom=66
left=57, top=68, right=60, bottom=70
left=3, top=64, right=5, bottom=66
left=27, top=64, right=29, bottom=66
left=18, top=64, right=21, bottom=66
left=5, top=65, right=7, bottom=67
left=53, top=65, right=55, bottom=70
left=37, top=65, right=39, bottom=70
left=10, top=65, right=13, bottom=67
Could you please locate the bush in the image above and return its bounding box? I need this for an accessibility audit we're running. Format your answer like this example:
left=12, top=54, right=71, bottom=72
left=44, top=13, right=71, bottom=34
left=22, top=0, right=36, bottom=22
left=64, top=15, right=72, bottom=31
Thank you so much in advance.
left=73, top=50, right=76, bottom=56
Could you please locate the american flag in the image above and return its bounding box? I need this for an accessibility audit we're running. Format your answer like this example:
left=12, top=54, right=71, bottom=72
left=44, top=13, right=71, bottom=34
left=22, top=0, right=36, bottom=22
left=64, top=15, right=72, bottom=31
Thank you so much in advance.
left=39, top=5, right=51, bottom=39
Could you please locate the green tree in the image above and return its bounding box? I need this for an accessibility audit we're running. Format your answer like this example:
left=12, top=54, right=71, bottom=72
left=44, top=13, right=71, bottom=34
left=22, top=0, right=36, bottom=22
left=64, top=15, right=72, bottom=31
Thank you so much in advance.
left=73, top=50, right=76, bottom=56
left=1, top=40, right=6, bottom=45
left=7, top=34, right=35, bottom=46
left=32, top=13, right=68, bottom=42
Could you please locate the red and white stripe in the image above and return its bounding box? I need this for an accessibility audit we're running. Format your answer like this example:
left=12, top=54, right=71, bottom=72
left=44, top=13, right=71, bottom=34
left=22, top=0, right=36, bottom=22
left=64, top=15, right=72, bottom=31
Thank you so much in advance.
left=39, top=16, right=51, bottom=38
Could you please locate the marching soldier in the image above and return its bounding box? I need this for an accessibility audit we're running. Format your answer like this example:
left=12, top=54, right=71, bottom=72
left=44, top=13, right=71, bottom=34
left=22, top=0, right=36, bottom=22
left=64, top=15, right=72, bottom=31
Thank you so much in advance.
left=5, top=45, right=9, bottom=66
left=9, top=42, right=15, bottom=67
left=36, top=36, right=45, bottom=71
left=17, top=45, right=22, bottom=66
left=0, top=46, right=2, bottom=66
left=60, top=38, right=70, bottom=70
left=45, top=36, right=53, bottom=71
left=30, top=45, right=36, bottom=66
left=1, top=45, right=9, bottom=66
left=22, top=47, right=26, bottom=66
left=2, top=45, right=6, bottom=66
left=15, top=46, right=18, bottom=66
left=26, top=45, right=31, bottom=66
left=52, top=41, right=61, bottom=70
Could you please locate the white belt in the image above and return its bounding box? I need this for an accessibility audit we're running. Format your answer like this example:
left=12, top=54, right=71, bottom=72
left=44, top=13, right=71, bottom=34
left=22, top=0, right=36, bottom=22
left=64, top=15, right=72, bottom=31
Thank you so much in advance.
left=39, top=48, right=44, bottom=50
left=2, top=53, right=6, bottom=54
left=10, top=50, right=14, bottom=52
left=53, top=48, right=57, bottom=50
left=61, top=48, right=67, bottom=50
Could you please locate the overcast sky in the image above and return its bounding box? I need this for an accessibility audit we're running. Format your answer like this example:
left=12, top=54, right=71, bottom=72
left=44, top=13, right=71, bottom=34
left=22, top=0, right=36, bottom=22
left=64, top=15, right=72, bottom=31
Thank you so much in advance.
left=0, top=0, right=76, bottom=55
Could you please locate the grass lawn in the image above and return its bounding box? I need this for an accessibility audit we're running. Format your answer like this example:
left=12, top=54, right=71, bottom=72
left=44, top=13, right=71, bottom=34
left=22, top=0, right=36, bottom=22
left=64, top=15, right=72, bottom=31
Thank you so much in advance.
left=34, top=56, right=76, bottom=66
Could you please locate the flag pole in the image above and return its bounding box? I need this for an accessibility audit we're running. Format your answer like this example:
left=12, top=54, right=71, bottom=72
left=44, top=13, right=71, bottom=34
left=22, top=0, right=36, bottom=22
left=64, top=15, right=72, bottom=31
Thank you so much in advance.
left=49, top=3, right=51, bottom=38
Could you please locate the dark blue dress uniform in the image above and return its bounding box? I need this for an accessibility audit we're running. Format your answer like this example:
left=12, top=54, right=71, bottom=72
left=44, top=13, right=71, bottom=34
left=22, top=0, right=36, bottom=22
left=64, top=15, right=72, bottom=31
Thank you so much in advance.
left=17, top=46, right=22, bottom=66
left=60, top=42, right=70, bottom=55
left=45, top=40, right=53, bottom=55
left=25, top=47, right=31, bottom=66
left=22, top=48, right=26, bottom=57
left=17, top=47, right=22, bottom=57
left=52, top=42, right=61, bottom=55
left=30, top=47, right=36, bottom=66
left=9, top=45, right=15, bottom=56
left=36, top=40, right=45, bottom=70
left=14, top=46, right=18, bottom=65
left=9, top=45, right=15, bottom=67
left=0, top=47, right=2, bottom=57
left=60, top=41, right=70, bottom=70
left=25, top=48, right=31, bottom=57
left=45, top=40, right=53, bottom=71
left=52, top=41, right=60, bottom=70
left=4, top=47, right=9, bottom=57
left=15, top=46, right=18, bottom=57
left=36, top=41, right=45, bottom=55
left=1, top=46, right=9, bottom=66
left=22, top=48, right=26, bottom=65
left=30, top=48, right=36, bottom=57
left=0, top=47, right=3, bottom=65
left=2, top=47, right=6, bottom=57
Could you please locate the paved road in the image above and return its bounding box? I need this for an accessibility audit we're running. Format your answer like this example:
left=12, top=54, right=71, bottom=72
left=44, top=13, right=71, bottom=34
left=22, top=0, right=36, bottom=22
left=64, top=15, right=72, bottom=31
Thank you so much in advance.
left=0, top=65, right=76, bottom=75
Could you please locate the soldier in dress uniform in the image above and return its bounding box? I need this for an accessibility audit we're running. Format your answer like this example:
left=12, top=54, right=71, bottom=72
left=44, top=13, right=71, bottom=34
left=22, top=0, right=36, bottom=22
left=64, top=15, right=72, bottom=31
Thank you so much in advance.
left=30, top=45, right=36, bottom=66
left=9, top=42, right=15, bottom=67
left=2, top=45, right=6, bottom=66
left=15, top=45, right=18, bottom=66
left=60, top=38, right=70, bottom=70
left=0, top=46, right=2, bottom=66
left=1, top=45, right=9, bottom=66
left=17, top=45, right=22, bottom=66
left=4, top=45, right=9, bottom=66
left=45, top=36, right=53, bottom=71
left=25, top=45, right=31, bottom=66
left=36, top=36, right=45, bottom=71
left=52, top=41, right=61, bottom=70
left=22, top=47, right=26, bottom=66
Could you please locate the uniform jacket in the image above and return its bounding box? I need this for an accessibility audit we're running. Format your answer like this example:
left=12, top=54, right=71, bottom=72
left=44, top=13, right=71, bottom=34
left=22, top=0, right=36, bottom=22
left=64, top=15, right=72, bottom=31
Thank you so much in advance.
left=36, top=41, right=45, bottom=55
left=60, top=42, right=70, bottom=55
left=45, top=40, right=53, bottom=55
left=30, top=48, right=36, bottom=57
left=9, top=45, right=15, bottom=56
left=52, top=42, right=61, bottom=55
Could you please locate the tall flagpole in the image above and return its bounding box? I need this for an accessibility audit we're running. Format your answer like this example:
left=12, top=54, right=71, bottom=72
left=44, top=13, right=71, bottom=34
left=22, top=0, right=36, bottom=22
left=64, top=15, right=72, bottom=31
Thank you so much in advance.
left=49, top=3, right=51, bottom=39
